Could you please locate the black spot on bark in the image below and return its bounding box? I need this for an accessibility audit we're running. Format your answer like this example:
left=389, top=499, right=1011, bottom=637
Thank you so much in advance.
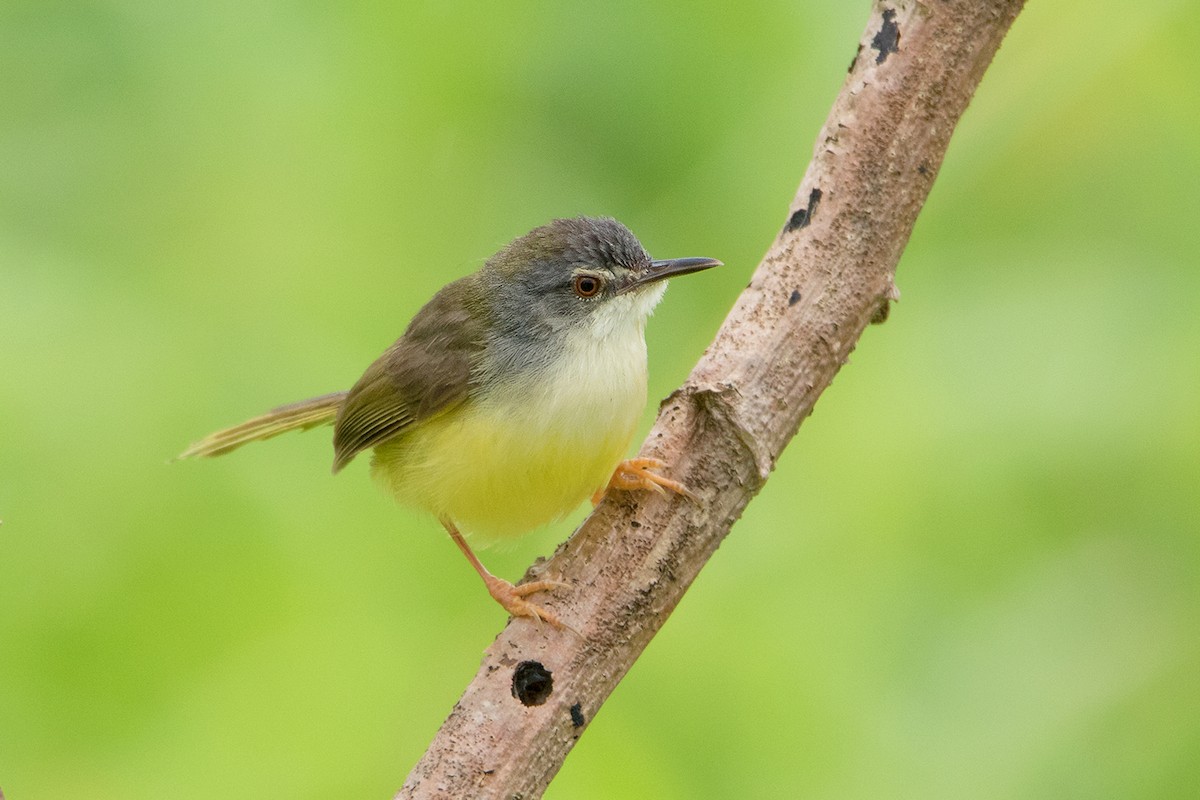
left=512, top=661, right=553, bottom=706
left=872, top=9, right=900, bottom=64
left=788, top=289, right=802, bottom=306
left=918, top=162, right=929, bottom=176
left=784, top=188, right=823, bottom=233
left=570, top=702, right=586, bottom=728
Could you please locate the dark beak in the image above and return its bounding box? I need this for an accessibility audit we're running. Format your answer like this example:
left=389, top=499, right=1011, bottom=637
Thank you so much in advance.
left=616, top=256, right=723, bottom=294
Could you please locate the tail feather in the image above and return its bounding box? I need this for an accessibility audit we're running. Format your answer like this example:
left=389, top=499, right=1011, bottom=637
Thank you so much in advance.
left=178, top=391, right=347, bottom=459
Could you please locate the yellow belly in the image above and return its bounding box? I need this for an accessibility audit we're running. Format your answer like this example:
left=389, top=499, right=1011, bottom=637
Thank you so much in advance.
left=370, top=328, right=648, bottom=539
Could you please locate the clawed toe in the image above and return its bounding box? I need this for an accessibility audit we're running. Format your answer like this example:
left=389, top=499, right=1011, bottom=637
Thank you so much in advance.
left=510, top=579, right=571, bottom=598
left=593, top=457, right=698, bottom=505
left=484, top=575, right=568, bottom=629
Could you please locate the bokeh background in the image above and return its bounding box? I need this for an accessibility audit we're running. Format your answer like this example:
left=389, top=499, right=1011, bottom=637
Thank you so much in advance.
left=2, top=1, right=1197, bottom=797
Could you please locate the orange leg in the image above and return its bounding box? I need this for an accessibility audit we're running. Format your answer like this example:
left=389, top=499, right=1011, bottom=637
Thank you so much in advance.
left=592, top=457, right=698, bottom=506
left=441, top=519, right=570, bottom=629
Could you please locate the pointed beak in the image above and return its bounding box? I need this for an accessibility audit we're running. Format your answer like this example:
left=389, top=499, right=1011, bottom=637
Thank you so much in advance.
left=616, top=256, right=723, bottom=294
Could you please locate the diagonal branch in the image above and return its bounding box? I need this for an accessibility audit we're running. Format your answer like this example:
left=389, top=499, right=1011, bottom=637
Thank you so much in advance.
left=398, top=1, right=1025, bottom=797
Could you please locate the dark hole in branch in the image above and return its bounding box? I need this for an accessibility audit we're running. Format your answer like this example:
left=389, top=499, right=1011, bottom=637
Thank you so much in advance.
left=512, top=661, right=554, bottom=706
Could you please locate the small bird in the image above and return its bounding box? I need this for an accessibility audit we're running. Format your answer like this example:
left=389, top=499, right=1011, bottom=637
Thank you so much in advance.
left=180, top=217, right=720, bottom=627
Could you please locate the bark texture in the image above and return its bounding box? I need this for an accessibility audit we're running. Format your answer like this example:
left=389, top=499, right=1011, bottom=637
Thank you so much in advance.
left=398, top=1, right=1026, bottom=797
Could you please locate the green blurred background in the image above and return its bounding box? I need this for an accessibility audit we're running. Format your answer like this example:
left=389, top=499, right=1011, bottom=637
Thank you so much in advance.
left=2, top=1, right=1197, bottom=797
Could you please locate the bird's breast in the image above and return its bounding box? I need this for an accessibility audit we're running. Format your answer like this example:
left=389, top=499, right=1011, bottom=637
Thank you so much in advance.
left=372, top=323, right=650, bottom=540
left=501, top=320, right=649, bottom=443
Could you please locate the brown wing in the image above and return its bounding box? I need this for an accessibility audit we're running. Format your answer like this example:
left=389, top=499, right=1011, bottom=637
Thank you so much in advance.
left=331, top=276, right=485, bottom=472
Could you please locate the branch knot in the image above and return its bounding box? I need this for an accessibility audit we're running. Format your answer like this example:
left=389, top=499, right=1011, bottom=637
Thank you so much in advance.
left=683, top=382, right=774, bottom=484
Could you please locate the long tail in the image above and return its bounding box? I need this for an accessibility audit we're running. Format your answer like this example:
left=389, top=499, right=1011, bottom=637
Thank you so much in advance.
left=178, top=391, right=348, bottom=459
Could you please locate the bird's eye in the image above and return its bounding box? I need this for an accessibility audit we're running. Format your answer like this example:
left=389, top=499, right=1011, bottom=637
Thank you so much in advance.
left=572, top=274, right=602, bottom=298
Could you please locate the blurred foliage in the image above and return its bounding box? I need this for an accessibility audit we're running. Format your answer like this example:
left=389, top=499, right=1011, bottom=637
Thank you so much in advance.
left=2, top=1, right=1198, bottom=798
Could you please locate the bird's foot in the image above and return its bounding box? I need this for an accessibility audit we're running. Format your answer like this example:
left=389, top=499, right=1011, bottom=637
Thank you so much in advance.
left=482, top=575, right=570, bottom=630
left=592, top=457, right=697, bottom=505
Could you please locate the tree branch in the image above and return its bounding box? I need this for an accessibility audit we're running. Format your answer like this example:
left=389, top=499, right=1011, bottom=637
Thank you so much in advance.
left=398, top=1, right=1025, bottom=797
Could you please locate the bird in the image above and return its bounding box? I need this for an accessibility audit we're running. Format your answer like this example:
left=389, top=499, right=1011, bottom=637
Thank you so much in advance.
left=180, top=217, right=721, bottom=627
